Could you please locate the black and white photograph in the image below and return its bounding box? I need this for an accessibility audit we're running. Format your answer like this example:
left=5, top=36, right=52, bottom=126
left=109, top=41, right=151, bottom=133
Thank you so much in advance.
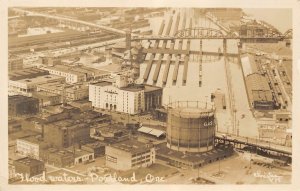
left=1, top=1, right=299, bottom=190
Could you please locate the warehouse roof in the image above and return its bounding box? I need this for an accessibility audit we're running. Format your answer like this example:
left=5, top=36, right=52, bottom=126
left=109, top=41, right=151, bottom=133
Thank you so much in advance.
left=245, top=73, right=270, bottom=91
left=14, top=157, right=44, bottom=167
left=109, top=139, right=153, bottom=154
left=245, top=73, right=273, bottom=102
left=138, top=126, right=165, bottom=138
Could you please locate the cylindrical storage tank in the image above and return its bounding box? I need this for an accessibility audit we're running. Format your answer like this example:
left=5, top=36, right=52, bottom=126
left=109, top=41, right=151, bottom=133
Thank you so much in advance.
left=167, top=101, right=215, bottom=153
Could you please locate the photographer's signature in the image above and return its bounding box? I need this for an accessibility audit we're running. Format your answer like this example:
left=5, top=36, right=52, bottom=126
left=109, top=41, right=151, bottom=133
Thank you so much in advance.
left=253, top=171, right=282, bottom=183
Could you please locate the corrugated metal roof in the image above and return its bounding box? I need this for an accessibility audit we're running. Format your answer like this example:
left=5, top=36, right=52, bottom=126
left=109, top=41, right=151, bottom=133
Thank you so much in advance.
left=138, top=126, right=165, bottom=138
left=246, top=73, right=273, bottom=102
left=246, top=73, right=270, bottom=91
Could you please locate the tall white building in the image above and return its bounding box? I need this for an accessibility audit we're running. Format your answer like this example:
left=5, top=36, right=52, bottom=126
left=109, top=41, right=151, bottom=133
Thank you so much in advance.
left=89, top=75, right=145, bottom=114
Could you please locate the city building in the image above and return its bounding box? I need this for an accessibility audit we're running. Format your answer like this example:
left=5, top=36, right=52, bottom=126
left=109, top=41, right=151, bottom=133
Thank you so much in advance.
left=43, top=65, right=86, bottom=84
left=16, top=135, right=49, bottom=160
left=38, top=56, right=61, bottom=66
left=21, top=117, right=46, bottom=133
left=67, top=148, right=95, bottom=165
left=8, top=95, right=39, bottom=117
left=8, top=75, right=65, bottom=96
left=40, top=148, right=74, bottom=168
left=41, top=105, right=81, bottom=123
left=245, top=73, right=275, bottom=110
left=9, top=67, right=49, bottom=81
left=90, top=125, right=129, bottom=142
left=8, top=54, right=23, bottom=72
left=8, top=119, right=22, bottom=133
left=68, top=99, right=93, bottom=112
left=13, top=157, right=45, bottom=177
left=105, top=139, right=155, bottom=171
left=144, top=84, right=163, bottom=112
left=275, top=112, right=291, bottom=123
left=32, top=91, right=62, bottom=107
left=89, top=75, right=162, bottom=114
left=43, top=64, right=110, bottom=84
left=81, top=142, right=106, bottom=158
left=37, top=81, right=89, bottom=101
left=43, top=110, right=108, bottom=148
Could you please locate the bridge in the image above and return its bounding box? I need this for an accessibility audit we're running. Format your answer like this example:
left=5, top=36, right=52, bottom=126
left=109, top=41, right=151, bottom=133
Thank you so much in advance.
left=132, top=27, right=292, bottom=41
left=215, top=132, right=292, bottom=158
left=11, top=8, right=126, bottom=36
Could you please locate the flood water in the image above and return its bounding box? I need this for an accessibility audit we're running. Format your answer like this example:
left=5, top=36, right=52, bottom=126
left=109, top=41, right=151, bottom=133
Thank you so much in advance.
left=138, top=8, right=259, bottom=137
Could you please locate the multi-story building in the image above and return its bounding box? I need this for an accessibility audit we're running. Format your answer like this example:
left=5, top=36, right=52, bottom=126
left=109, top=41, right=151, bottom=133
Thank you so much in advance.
left=8, top=95, right=39, bottom=117
left=81, top=142, right=106, bottom=158
left=8, top=119, right=22, bottom=133
left=89, top=75, right=162, bottom=114
left=16, top=136, right=49, bottom=160
left=37, top=81, right=88, bottom=101
left=43, top=110, right=107, bottom=148
left=32, top=91, right=62, bottom=107
left=8, top=75, right=65, bottom=96
left=40, top=148, right=74, bottom=168
left=9, top=67, right=49, bottom=81
left=43, top=65, right=86, bottom=84
left=66, top=147, right=94, bottom=165
left=8, top=54, right=23, bottom=72
left=105, top=139, right=155, bottom=171
left=38, top=56, right=61, bottom=66
left=144, top=84, right=163, bottom=112
left=43, top=65, right=110, bottom=84
left=13, top=157, right=45, bottom=177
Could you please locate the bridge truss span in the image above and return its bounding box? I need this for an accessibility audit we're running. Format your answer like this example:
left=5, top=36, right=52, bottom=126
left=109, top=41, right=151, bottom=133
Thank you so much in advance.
left=174, top=27, right=226, bottom=39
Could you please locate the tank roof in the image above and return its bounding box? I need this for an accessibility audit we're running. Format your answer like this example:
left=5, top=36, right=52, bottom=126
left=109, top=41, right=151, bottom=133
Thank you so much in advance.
left=170, top=107, right=214, bottom=118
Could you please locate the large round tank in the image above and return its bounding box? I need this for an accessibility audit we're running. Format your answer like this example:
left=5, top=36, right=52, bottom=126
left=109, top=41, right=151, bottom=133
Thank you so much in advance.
left=167, top=101, right=215, bottom=153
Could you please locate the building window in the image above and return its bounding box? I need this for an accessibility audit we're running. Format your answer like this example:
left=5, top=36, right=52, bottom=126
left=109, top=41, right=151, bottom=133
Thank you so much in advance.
left=106, top=155, right=117, bottom=163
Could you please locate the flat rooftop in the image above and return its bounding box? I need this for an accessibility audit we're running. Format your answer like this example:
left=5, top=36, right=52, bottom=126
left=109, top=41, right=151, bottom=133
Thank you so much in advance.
left=66, top=147, right=93, bottom=158
left=18, top=135, right=48, bottom=148
left=83, top=141, right=106, bottom=149
left=45, top=65, right=84, bottom=76
left=32, top=91, right=60, bottom=98
left=156, top=143, right=233, bottom=163
left=37, top=81, right=88, bottom=92
left=120, top=84, right=162, bottom=93
left=8, top=95, right=38, bottom=102
left=14, top=157, right=44, bottom=167
left=12, top=75, right=65, bottom=85
left=9, top=68, right=48, bottom=80
left=46, top=64, right=110, bottom=76
left=90, top=81, right=113, bottom=87
left=108, top=139, right=153, bottom=154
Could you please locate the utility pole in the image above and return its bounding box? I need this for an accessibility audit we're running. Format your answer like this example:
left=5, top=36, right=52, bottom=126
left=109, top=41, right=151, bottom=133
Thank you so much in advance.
left=197, top=165, right=199, bottom=179
left=218, top=159, right=221, bottom=174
